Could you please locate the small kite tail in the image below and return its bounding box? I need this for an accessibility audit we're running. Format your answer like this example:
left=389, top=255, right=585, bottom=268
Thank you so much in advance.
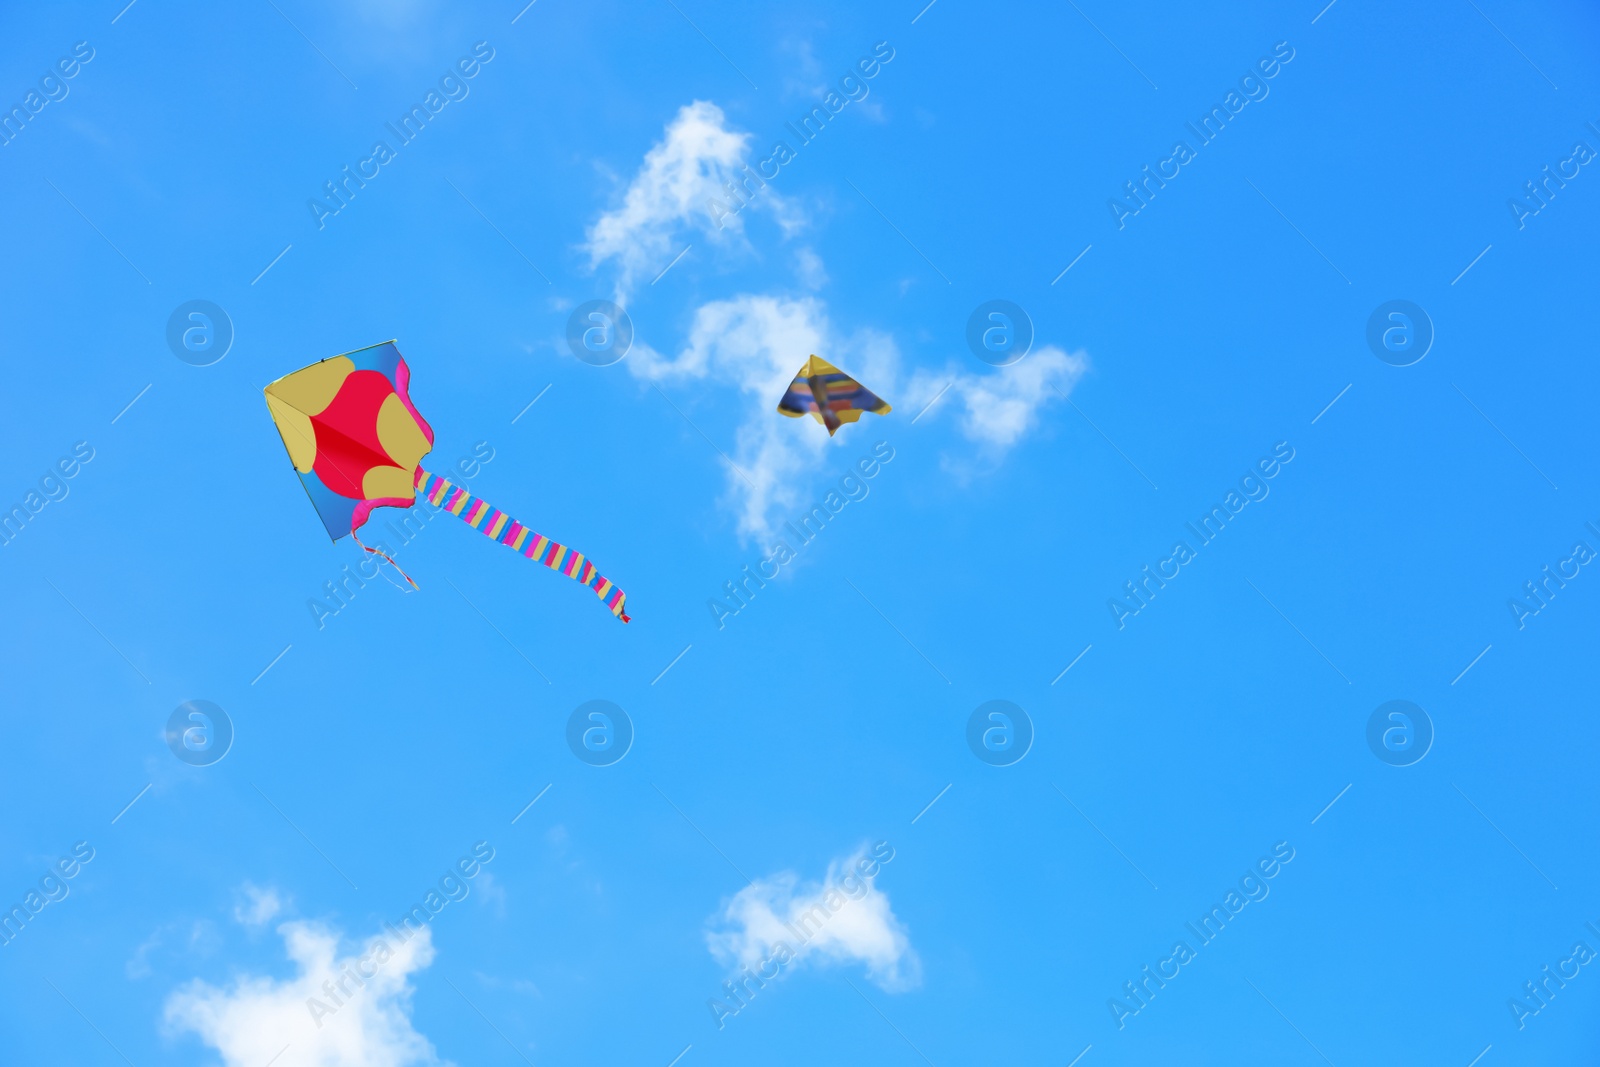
left=414, top=466, right=631, bottom=623
left=353, top=530, right=418, bottom=590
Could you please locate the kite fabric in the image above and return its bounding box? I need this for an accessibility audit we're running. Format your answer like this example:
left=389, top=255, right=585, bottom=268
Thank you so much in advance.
left=416, top=468, right=630, bottom=623
left=263, top=340, right=433, bottom=542
left=776, top=355, right=891, bottom=436
left=264, top=341, right=631, bottom=622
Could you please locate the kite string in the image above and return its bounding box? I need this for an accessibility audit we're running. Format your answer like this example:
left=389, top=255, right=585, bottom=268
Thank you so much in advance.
left=353, top=530, right=418, bottom=591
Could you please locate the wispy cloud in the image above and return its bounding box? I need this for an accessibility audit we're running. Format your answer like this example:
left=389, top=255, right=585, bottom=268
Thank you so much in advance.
left=584, top=100, right=797, bottom=302
left=233, top=883, right=284, bottom=928
left=128, top=920, right=220, bottom=979
left=633, top=294, right=1086, bottom=538
left=905, top=346, right=1089, bottom=451
left=586, top=98, right=1087, bottom=537
left=630, top=293, right=893, bottom=541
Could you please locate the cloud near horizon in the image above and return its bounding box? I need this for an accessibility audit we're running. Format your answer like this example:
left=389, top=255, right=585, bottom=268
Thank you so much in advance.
left=164, top=920, right=448, bottom=1067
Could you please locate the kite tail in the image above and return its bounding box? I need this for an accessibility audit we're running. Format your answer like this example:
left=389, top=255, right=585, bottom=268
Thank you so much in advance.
left=353, top=530, right=418, bottom=591
left=414, top=467, right=631, bottom=623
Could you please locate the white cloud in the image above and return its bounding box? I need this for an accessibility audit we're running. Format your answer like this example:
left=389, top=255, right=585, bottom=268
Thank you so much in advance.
left=905, top=345, right=1089, bottom=451
left=706, top=847, right=918, bottom=991
left=234, top=883, right=283, bottom=927
left=165, top=921, right=449, bottom=1067
left=631, top=294, right=897, bottom=541
left=632, top=293, right=1085, bottom=539
left=582, top=101, right=1085, bottom=536
left=584, top=101, right=797, bottom=301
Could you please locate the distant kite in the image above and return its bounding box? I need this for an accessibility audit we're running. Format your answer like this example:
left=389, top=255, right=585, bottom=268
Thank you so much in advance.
left=264, top=341, right=629, bottom=622
left=776, top=355, right=891, bottom=436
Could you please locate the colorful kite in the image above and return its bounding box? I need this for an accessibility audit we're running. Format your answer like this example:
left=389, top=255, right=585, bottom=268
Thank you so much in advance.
left=776, top=355, right=891, bottom=436
left=264, top=341, right=630, bottom=622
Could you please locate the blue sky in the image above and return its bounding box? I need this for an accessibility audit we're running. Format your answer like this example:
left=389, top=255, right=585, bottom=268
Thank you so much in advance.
left=2, top=0, right=1599, bottom=1063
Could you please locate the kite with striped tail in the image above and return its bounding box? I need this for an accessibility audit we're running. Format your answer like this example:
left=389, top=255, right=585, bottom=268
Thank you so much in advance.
left=415, top=467, right=630, bottom=623
left=264, top=343, right=632, bottom=624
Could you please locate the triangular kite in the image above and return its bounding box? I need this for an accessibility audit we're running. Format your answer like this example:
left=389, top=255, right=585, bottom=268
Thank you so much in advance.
left=776, top=355, right=891, bottom=436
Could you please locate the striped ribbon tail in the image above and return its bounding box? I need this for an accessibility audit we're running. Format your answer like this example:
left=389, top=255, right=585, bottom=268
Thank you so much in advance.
left=414, top=467, right=631, bottom=623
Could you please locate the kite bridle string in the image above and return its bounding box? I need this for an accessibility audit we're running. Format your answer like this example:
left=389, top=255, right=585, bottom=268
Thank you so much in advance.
left=275, top=409, right=423, bottom=591
left=353, top=530, right=419, bottom=591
